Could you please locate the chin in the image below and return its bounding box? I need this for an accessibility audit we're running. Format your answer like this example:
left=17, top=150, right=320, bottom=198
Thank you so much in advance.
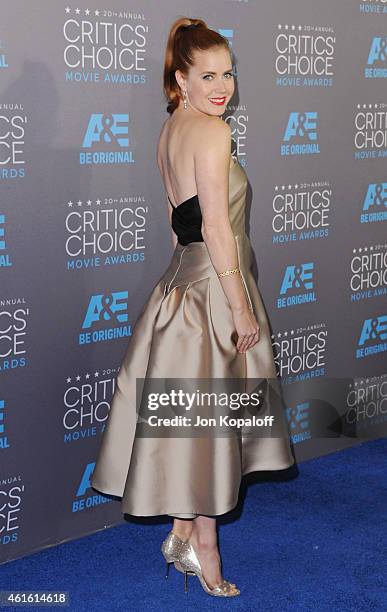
left=207, top=105, right=226, bottom=116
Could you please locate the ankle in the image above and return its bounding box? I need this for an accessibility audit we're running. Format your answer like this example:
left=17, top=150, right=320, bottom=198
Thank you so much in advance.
left=189, top=531, right=219, bottom=554
left=172, top=527, right=192, bottom=541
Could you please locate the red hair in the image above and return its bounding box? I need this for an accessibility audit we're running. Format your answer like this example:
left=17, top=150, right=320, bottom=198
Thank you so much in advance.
left=163, top=17, right=231, bottom=115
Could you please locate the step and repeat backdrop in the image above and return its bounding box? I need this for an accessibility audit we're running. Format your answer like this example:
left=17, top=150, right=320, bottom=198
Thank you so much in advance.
left=1, top=0, right=386, bottom=563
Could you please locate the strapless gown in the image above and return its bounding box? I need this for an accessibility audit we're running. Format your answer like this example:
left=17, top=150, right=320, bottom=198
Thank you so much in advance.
left=91, top=156, right=295, bottom=518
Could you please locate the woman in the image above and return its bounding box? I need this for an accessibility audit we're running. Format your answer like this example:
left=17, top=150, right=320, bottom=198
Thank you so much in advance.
left=91, top=17, right=295, bottom=598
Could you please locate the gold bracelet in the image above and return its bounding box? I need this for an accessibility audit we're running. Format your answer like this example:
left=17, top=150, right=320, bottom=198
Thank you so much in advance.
left=217, top=266, right=241, bottom=278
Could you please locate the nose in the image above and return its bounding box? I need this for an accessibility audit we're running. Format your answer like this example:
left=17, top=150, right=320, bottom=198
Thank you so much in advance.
left=214, top=84, right=227, bottom=94
left=215, top=79, right=229, bottom=94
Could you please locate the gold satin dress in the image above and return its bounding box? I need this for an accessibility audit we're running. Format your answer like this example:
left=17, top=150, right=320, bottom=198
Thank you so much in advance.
left=91, top=156, right=295, bottom=518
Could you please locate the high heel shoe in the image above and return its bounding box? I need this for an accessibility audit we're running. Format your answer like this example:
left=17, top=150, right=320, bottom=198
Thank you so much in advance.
left=174, top=540, right=240, bottom=597
left=160, top=531, right=186, bottom=579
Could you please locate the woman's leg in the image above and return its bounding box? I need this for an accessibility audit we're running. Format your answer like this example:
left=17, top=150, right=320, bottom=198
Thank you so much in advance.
left=171, top=517, right=193, bottom=541
left=172, top=515, right=238, bottom=592
left=187, top=515, right=224, bottom=588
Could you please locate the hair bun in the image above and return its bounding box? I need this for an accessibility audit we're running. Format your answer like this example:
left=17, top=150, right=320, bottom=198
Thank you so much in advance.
left=181, top=22, right=200, bottom=31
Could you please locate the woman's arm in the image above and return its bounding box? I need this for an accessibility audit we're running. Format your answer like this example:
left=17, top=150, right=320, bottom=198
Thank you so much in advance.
left=194, top=118, right=250, bottom=314
left=166, top=198, right=178, bottom=249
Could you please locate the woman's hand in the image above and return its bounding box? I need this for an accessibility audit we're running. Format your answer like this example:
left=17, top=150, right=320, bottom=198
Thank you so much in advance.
left=232, top=307, right=260, bottom=353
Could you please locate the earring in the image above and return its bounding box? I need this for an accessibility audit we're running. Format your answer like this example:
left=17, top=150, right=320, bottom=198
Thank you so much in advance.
left=183, top=90, right=188, bottom=109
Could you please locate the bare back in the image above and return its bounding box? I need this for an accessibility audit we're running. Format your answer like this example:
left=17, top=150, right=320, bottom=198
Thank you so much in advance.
left=157, top=110, right=234, bottom=209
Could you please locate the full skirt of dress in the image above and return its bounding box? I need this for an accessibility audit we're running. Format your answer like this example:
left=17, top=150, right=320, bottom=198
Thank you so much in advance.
left=91, top=234, right=295, bottom=518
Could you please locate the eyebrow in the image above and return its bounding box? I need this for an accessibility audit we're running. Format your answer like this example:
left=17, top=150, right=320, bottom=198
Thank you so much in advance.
left=199, top=69, right=233, bottom=75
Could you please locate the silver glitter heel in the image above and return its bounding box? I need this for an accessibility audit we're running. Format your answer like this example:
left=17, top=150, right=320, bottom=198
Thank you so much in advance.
left=175, top=540, right=240, bottom=597
left=160, top=531, right=186, bottom=578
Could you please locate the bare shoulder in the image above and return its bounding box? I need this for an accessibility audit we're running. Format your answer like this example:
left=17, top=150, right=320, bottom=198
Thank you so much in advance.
left=193, top=116, right=231, bottom=161
left=196, top=116, right=231, bottom=142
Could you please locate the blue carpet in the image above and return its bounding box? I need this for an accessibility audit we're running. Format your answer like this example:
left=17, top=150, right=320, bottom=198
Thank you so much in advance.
left=1, top=438, right=386, bottom=611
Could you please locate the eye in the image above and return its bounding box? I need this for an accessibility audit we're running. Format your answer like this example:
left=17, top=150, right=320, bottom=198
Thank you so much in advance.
left=203, top=72, right=234, bottom=80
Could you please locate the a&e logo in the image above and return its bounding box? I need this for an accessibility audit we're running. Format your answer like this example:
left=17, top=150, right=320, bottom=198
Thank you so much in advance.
left=286, top=401, right=311, bottom=443
left=0, top=45, right=8, bottom=69
left=365, top=36, right=387, bottom=78
left=0, top=214, right=12, bottom=268
left=218, top=28, right=234, bottom=48
left=80, top=113, right=134, bottom=165
left=79, top=290, right=131, bottom=345
left=356, top=314, right=387, bottom=358
left=361, top=182, right=387, bottom=223
left=277, top=262, right=316, bottom=308
left=0, top=399, right=10, bottom=449
left=72, top=462, right=111, bottom=512
left=281, top=111, right=320, bottom=156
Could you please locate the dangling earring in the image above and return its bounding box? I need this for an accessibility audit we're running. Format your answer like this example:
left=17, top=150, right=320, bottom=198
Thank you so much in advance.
left=183, top=90, right=188, bottom=110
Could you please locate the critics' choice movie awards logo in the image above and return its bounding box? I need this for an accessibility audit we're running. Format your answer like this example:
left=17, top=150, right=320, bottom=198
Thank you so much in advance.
left=360, top=0, right=387, bottom=14
left=0, top=398, right=10, bottom=449
left=79, top=290, right=131, bottom=345
left=271, top=181, right=332, bottom=244
left=0, top=298, right=30, bottom=373
left=360, top=181, right=387, bottom=223
left=72, top=462, right=112, bottom=513
left=225, top=105, right=248, bottom=167
left=80, top=113, right=133, bottom=165
left=365, top=35, right=387, bottom=78
left=281, top=112, right=320, bottom=156
left=0, top=475, right=24, bottom=546
left=65, top=196, right=147, bottom=270
left=63, top=8, right=148, bottom=84
left=0, top=214, right=12, bottom=267
left=275, top=24, right=336, bottom=88
left=286, top=401, right=311, bottom=443
left=63, top=369, right=117, bottom=443
left=277, top=262, right=316, bottom=309
left=356, top=314, right=387, bottom=358
left=272, top=323, right=327, bottom=384
left=354, top=103, right=387, bottom=159
left=350, top=244, right=387, bottom=301
left=346, top=375, right=387, bottom=432
left=0, top=104, right=27, bottom=180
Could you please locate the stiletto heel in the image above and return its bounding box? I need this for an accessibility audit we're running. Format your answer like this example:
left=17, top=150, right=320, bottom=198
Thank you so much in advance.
left=175, top=540, right=240, bottom=597
left=164, top=559, right=172, bottom=579
left=160, top=531, right=186, bottom=578
left=175, top=563, right=196, bottom=594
